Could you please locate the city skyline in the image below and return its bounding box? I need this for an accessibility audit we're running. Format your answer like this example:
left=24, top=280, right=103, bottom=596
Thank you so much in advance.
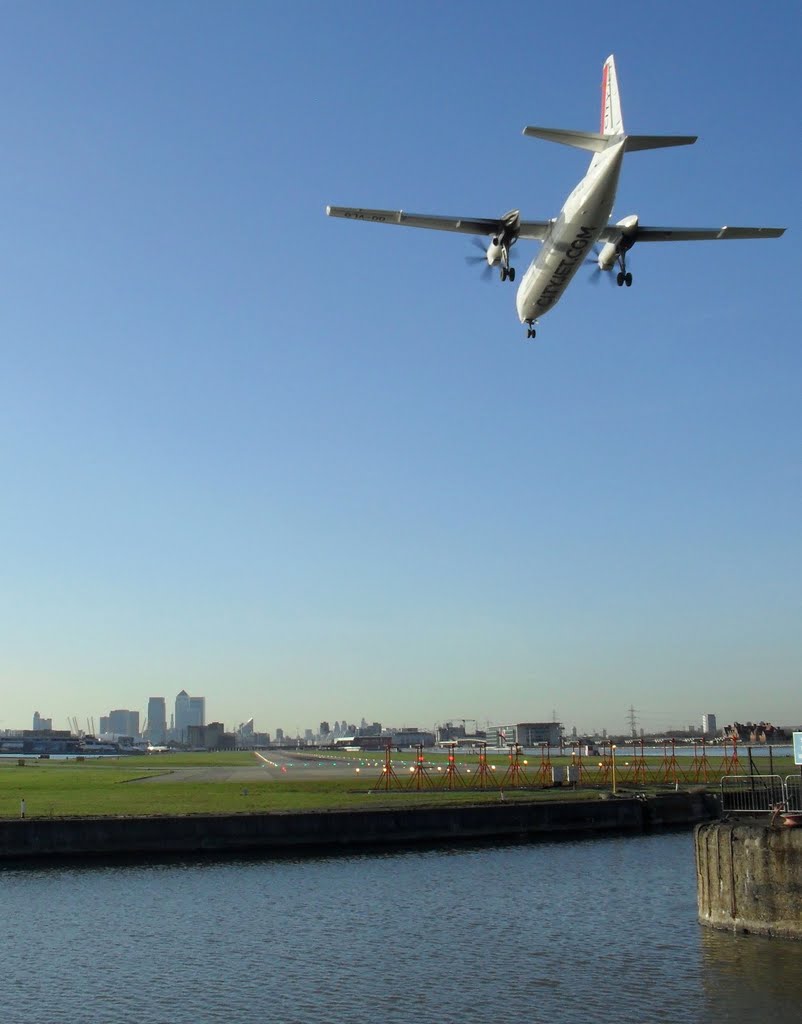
left=7, top=695, right=798, bottom=743
left=1, top=5, right=799, bottom=736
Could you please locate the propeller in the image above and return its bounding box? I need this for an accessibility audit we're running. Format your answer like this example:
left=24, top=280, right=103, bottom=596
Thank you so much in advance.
left=585, top=246, right=614, bottom=285
left=465, top=237, right=494, bottom=281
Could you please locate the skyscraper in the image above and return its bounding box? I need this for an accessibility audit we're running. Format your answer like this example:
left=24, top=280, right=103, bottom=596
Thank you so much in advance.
left=146, top=697, right=167, bottom=745
left=174, top=691, right=206, bottom=742
left=702, top=713, right=717, bottom=738
left=189, top=696, right=205, bottom=728
left=107, top=709, right=139, bottom=737
left=175, top=690, right=191, bottom=741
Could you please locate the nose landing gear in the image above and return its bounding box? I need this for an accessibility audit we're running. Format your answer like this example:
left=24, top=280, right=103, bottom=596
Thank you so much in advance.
left=525, top=321, right=537, bottom=339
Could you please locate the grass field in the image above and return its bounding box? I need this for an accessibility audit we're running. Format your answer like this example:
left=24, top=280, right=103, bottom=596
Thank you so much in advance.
left=0, top=752, right=608, bottom=819
left=0, top=747, right=788, bottom=820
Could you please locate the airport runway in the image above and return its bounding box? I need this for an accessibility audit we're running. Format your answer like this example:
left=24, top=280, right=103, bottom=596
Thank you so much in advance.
left=134, top=751, right=389, bottom=783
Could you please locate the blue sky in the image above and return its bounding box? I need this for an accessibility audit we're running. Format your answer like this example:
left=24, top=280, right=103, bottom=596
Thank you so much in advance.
left=1, top=1, right=799, bottom=738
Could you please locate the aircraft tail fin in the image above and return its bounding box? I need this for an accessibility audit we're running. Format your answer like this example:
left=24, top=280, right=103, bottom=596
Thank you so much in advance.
left=523, top=57, right=697, bottom=154
left=601, top=55, right=624, bottom=135
left=602, top=56, right=696, bottom=150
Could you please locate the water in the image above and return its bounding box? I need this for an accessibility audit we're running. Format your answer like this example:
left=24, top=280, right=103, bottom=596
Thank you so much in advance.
left=2, top=832, right=801, bottom=1023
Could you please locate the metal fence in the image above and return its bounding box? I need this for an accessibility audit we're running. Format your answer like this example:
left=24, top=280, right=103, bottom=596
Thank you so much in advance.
left=785, top=776, right=802, bottom=813
left=720, top=774, right=785, bottom=814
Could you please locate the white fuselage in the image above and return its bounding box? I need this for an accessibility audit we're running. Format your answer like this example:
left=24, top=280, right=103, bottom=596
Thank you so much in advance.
left=516, top=141, right=625, bottom=323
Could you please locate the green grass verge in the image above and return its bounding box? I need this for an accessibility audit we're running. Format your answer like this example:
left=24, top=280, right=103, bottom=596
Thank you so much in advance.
left=1, top=753, right=619, bottom=819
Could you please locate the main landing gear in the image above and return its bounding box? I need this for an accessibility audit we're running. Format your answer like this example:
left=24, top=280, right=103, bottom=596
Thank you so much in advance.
left=500, top=264, right=516, bottom=282
left=615, top=251, right=633, bottom=287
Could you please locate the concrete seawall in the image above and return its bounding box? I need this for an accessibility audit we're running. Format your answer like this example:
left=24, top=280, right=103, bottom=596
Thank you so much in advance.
left=695, top=820, right=802, bottom=939
left=1, top=792, right=718, bottom=863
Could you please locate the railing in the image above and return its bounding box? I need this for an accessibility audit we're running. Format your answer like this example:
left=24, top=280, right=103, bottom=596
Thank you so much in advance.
left=784, top=776, right=802, bottom=813
left=719, top=774, right=785, bottom=814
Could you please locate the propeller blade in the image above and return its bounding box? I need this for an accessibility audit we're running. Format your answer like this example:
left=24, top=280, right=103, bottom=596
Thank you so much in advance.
left=465, top=237, right=493, bottom=281
left=586, top=245, right=614, bottom=284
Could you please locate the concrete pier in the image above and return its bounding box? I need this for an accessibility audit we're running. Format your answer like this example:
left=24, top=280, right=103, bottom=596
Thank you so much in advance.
left=695, top=819, right=802, bottom=939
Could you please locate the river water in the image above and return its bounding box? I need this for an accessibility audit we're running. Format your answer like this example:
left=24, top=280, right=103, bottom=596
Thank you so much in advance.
left=2, top=831, right=800, bottom=1023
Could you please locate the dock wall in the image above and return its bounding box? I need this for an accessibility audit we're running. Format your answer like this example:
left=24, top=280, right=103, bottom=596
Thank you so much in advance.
left=695, top=820, right=802, bottom=939
left=1, top=791, right=717, bottom=863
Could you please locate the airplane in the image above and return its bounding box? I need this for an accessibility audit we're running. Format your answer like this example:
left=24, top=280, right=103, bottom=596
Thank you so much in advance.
left=326, top=55, right=785, bottom=339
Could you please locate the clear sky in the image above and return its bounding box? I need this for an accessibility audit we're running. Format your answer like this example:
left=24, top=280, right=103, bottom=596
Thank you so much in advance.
left=1, top=1, right=799, bottom=738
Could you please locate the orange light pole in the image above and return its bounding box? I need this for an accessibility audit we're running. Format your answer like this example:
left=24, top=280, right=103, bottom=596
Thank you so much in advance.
left=473, top=742, right=497, bottom=789
left=408, top=743, right=433, bottom=791
left=442, top=742, right=465, bottom=790
left=375, top=742, right=401, bottom=791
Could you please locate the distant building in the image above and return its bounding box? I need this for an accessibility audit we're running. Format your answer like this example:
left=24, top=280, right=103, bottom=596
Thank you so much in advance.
left=108, top=709, right=140, bottom=738
left=275, top=728, right=284, bottom=744
left=174, top=691, right=205, bottom=742
left=175, top=690, right=191, bottom=741
left=189, top=696, right=205, bottom=728
left=319, top=721, right=330, bottom=737
left=437, top=723, right=466, bottom=742
left=391, top=728, right=435, bottom=748
left=146, top=697, right=167, bottom=745
left=32, top=711, right=52, bottom=731
left=702, top=713, right=717, bottom=738
left=486, top=724, right=516, bottom=747
left=187, top=722, right=235, bottom=750
left=515, top=722, right=562, bottom=747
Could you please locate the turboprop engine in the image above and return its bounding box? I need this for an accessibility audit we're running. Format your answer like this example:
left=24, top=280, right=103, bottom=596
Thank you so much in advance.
left=467, top=209, right=521, bottom=281
left=489, top=209, right=521, bottom=280
left=596, top=214, right=639, bottom=270
left=485, top=237, right=505, bottom=266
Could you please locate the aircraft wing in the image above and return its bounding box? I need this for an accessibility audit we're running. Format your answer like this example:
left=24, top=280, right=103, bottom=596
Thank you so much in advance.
left=600, top=225, right=785, bottom=242
left=326, top=205, right=552, bottom=240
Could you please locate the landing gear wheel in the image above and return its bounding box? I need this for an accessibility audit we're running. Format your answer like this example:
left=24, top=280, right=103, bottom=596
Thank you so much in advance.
left=624, top=272, right=632, bottom=287
left=508, top=266, right=516, bottom=282
left=526, top=326, right=536, bottom=339
left=616, top=271, right=625, bottom=287
left=500, top=266, right=508, bottom=282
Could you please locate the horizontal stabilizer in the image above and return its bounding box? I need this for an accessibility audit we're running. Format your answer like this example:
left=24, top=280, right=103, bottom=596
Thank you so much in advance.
left=523, top=127, right=697, bottom=153
left=624, top=134, right=697, bottom=151
left=522, top=126, right=609, bottom=152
